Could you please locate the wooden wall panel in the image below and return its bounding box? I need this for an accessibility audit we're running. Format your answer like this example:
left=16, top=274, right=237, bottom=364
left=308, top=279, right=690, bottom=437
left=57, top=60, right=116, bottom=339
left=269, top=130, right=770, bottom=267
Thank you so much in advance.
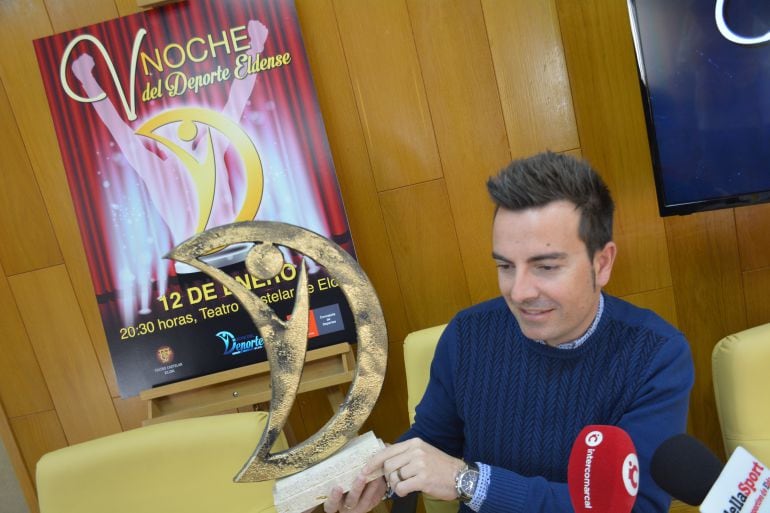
left=742, top=268, right=770, bottom=327
left=0, top=262, right=53, bottom=418
left=10, top=266, right=121, bottom=444
left=380, top=180, right=471, bottom=330
left=735, top=204, right=770, bottom=272
left=332, top=0, right=442, bottom=192
left=407, top=0, right=509, bottom=305
left=664, top=211, right=746, bottom=457
left=483, top=0, right=579, bottom=157
left=362, top=340, right=410, bottom=443
left=0, top=78, right=62, bottom=275
left=295, top=0, right=411, bottom=442
left=295, top=0, right=411, bottom=346
left=620, top=287, right=679, bottom=330
left=10, top=411, right=67, bottom=484
left=0, top=0, right=120, bottom=397
left=112, top=396, right=147, bottom=431
left=114, top=0, right=143, bottom=17
left=42, top=0, right=118, bottom=31
left=556, top=0, right=672, bottom=298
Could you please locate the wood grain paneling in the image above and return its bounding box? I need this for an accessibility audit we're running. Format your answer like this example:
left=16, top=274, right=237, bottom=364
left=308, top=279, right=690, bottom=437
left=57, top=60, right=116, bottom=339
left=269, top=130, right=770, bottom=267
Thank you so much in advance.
left=743, top=267, right=770, bottom=327
left=295, top=0, right=411, bottom=346
left=735, top=203, right=770, bottom=272
left=0, top=78, right=62, bottom=275
left=620, top=287, right=679, bottom=330
left=10, top=266, right=122, bottom=444
left=664, top=210, right=746, bottom=458
left=0, top=260, right=53, bottom=418
left=295, top=1, right=412, bottom=441
left=10, top=410, right=67, bottom=485
left=407, top=0, right=509, bottom=305
left=483, top=0, right=579, bottom=157
left=113, top=395, right=147, bottom=431
left=42, top=0, right=118, bottom=31
left=332, top=0, right=442, bottom=192
left=556, top=0, right=672, bottom=298
left=114, top=0, right=144, bottom=17
left=0, top=0, right=120, bottom=397
left=380, top=180, right=471, bottom=330
left=362, top=340, right=409, bottom=444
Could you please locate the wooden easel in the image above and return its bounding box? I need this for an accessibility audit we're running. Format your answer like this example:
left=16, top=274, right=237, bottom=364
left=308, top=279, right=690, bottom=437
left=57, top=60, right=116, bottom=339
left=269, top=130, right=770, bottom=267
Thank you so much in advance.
left=140, top=342, right=356, bottom=428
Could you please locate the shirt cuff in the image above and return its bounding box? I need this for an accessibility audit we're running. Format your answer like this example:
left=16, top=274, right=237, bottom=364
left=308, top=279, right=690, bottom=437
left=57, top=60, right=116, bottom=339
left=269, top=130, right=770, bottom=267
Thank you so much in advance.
left=468, top=462, right=490, bottom=512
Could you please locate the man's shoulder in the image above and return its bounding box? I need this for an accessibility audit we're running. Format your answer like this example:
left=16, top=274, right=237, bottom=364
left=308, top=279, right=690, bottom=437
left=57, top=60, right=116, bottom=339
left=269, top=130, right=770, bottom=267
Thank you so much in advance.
left=603, top=293, right=684, bottom=341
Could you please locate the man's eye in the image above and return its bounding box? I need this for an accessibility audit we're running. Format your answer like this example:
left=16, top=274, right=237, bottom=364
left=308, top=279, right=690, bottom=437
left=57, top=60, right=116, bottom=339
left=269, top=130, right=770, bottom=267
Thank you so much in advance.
left=538, top=265, right=559, bottom=272
left=496, top=263, right=512, bottom=270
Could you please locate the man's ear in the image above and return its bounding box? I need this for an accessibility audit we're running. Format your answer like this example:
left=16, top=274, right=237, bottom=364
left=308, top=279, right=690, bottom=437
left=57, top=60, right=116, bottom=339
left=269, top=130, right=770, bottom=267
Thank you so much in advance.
left=594, top=241, right=617, bottom=288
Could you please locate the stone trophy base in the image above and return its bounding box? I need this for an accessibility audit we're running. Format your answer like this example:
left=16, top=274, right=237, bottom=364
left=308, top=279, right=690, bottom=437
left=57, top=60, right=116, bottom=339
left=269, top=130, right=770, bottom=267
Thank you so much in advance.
left=273, top=432, right=386, bottom=513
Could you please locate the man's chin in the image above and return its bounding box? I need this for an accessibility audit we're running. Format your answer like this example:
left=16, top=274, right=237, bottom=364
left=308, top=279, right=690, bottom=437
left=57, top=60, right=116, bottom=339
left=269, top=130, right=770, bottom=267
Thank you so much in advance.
left=518, top=324, right=549, bottom=342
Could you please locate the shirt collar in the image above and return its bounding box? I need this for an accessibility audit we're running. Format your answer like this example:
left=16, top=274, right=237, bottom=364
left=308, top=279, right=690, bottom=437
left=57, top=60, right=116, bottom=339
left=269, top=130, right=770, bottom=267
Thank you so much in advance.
left=534, top=293, right=604, bottom=350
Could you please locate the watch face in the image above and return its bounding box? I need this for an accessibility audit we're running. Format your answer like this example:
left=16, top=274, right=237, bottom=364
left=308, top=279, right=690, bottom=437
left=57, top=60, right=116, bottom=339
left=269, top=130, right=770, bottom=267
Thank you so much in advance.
left=459, top=469, right=478, bottom=498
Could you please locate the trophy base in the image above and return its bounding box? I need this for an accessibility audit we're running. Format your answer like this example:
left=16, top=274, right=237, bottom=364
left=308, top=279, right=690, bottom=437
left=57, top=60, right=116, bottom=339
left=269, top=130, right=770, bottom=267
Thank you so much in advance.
left=273, top=432, right=385, bottom=513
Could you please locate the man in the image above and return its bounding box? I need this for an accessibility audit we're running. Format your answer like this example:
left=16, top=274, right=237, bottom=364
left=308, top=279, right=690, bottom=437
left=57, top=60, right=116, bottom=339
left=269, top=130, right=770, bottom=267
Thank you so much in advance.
left=325, top=151, right=694, bottom=513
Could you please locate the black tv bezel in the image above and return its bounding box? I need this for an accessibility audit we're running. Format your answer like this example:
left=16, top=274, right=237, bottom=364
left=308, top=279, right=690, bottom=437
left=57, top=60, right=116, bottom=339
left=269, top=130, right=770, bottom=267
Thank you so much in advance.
left=627, top=0, right=770, bottom=217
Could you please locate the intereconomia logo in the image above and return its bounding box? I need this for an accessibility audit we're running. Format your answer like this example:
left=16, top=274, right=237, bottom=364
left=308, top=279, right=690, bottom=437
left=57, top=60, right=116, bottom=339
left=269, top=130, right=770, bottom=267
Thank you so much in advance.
left=216, top=330, right=265, bottom=355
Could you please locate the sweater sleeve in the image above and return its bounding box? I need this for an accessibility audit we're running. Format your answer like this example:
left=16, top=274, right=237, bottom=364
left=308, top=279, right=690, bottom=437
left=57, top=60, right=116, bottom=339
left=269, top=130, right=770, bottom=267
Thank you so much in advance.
left=399, top=319, right=464, bottom=457
left=618, top=331, right=694, bottom=513
left=478, top=332, right=694, bottom=513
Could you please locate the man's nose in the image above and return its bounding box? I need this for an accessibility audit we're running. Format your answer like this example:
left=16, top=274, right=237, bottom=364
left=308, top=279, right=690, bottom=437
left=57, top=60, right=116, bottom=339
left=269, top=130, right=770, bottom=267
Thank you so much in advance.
left=509, top=270, right=539, bottom=304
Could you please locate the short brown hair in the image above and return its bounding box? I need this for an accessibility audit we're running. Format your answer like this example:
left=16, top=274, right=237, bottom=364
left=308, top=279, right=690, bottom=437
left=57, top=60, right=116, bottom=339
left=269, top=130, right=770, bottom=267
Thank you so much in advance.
left=487, top=151, right=614, bottom=257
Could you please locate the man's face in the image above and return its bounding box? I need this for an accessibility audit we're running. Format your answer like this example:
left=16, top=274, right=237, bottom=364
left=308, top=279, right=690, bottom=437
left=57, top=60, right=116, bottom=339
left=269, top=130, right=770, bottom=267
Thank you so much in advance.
left=492, top=201, right=616, bottom=346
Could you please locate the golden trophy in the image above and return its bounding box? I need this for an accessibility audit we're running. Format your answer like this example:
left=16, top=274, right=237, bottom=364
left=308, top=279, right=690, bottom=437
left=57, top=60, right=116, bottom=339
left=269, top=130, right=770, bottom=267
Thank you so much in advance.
left=168, top=221, right=388, bottom=513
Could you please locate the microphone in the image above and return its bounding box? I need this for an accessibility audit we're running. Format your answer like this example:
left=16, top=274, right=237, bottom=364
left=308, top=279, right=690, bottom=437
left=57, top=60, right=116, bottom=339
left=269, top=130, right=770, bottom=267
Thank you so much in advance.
left=650, top=433, right=723, bottom=505
left=567, top=425, right=639, bottom=513
left=651, top=434, right=770, bottom=512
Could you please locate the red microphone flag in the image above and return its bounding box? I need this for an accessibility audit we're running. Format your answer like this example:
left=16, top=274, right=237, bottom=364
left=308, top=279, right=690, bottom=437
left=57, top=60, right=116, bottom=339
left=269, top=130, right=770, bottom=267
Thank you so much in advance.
left=567, top=425, right=639, bottom=513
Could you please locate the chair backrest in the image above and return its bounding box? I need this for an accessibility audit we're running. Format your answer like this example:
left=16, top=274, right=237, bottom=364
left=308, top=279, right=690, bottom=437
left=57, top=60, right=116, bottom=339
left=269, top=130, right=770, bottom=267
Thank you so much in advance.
left=712, top=324, right=770, bottom=462
left=403, top=324, right=458, bottom=513
left=36, top=412, right=287, bottom=513
left=404, top=324, right=447, bottom=425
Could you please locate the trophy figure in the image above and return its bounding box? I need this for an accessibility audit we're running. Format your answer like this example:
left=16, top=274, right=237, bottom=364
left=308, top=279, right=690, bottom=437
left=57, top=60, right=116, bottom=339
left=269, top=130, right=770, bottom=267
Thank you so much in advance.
left=168, top=221, right=388, bottom=513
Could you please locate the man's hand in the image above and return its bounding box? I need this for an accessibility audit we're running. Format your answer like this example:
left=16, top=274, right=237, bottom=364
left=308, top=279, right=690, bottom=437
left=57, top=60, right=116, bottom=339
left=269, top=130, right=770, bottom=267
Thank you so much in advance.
left=321, top=474, right=387, bottom=513
left=363, top=438, right=465, bottom=500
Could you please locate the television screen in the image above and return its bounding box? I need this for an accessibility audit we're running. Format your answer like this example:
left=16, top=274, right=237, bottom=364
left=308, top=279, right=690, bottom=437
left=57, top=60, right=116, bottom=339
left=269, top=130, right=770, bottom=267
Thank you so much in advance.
left=628, top=0, right=770, bottom=216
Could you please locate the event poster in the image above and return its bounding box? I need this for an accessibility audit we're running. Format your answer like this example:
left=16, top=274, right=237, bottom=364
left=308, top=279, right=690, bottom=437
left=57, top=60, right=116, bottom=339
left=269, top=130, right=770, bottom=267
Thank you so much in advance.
left=34, top=0, right=357, bottom=397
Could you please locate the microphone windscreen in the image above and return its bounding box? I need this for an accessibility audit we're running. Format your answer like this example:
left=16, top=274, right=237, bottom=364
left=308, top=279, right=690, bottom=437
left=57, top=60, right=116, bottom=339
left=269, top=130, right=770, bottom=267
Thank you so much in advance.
left=568, top=425, right=639, bottom=513
left=650, top=433, right=724, bottom=505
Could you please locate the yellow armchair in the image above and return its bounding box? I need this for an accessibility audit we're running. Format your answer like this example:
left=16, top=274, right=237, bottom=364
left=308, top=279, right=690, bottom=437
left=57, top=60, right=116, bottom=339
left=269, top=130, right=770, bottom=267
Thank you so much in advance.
left=712, top=324, right=770, bottom=462
left=403, top=324, right=457, bottom=513
left=36, top=412, right=287, bottom=513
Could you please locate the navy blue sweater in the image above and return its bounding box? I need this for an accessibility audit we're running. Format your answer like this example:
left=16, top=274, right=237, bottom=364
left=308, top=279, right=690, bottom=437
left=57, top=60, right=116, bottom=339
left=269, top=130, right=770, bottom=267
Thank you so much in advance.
left=404, top=294, right=694, bottom=513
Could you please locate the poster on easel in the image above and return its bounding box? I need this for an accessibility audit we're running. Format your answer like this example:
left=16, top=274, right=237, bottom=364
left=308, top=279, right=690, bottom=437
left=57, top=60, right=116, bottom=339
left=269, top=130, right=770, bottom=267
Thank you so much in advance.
left=33, top=0, right=356, bottom=397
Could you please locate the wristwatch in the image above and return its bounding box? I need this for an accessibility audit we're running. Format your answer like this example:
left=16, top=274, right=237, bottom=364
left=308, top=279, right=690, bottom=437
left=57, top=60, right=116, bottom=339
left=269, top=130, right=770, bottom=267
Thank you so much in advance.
left=454, top=461, right=480, bottom=503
